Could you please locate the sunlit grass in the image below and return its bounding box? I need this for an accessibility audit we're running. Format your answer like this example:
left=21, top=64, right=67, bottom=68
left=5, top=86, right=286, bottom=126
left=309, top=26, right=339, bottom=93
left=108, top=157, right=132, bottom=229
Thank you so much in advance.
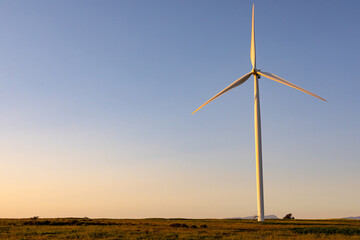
left=0, top=218, right=359, bottom=239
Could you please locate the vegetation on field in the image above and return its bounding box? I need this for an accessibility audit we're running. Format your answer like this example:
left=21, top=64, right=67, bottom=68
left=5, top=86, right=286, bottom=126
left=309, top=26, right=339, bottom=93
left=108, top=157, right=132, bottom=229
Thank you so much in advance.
left=0, top=218, right=359, bottom=239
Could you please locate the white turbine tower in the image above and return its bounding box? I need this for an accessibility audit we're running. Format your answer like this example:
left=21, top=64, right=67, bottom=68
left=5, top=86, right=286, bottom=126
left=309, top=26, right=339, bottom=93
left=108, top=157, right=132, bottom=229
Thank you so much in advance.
left=192, top=4, right=326, bottom=222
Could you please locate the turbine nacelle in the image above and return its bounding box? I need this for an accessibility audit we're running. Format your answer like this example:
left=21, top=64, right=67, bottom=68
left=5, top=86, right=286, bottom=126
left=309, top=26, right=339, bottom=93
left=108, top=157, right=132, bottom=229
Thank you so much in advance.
left=252, top=68, right=261, bottom=78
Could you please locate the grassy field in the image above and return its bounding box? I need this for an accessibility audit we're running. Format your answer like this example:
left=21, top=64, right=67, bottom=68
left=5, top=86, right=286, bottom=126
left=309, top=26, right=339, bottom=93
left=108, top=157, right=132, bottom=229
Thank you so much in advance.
left=0, top=218, right=359, bottom=239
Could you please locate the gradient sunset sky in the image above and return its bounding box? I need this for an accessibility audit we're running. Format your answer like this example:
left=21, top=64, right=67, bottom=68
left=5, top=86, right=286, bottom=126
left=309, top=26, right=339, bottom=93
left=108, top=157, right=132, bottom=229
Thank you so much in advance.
left=0, top=0, right=359, bottom=219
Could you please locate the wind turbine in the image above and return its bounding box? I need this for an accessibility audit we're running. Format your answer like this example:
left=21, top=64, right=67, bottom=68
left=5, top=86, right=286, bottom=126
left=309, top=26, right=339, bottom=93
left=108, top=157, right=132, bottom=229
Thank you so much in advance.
left=192, top=4, right=326, bottom=222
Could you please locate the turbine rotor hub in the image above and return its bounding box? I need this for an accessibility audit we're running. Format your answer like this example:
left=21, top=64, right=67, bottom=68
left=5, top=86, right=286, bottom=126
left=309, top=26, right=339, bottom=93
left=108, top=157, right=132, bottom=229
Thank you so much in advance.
left=252, top=69, right=261, bottom=78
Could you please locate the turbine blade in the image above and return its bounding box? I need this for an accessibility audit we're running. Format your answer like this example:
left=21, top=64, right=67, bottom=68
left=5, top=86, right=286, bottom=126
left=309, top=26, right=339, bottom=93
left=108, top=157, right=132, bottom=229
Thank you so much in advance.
left=250, top=4, right=256, bottom=69
left=192, top=72, right=253, bottom=114
left=258, top=71, right=327, bottom=102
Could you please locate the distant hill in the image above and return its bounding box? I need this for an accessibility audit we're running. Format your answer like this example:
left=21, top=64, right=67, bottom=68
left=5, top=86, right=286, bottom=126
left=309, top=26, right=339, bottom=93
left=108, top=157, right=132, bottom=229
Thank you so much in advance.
left=226, top=215, right=279, bottom=220
left=343, top=216, right=360, bottom=220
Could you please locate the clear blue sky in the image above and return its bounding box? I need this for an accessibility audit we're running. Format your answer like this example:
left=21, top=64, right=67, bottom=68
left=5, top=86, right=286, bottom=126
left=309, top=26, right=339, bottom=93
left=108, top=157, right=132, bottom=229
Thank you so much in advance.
left=0, top=0, right=359, bottom=219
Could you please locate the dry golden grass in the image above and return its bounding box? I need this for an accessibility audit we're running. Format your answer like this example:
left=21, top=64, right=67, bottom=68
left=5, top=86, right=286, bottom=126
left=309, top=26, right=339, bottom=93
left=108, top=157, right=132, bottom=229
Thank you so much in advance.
left=0, top=218, right=359, bottom=239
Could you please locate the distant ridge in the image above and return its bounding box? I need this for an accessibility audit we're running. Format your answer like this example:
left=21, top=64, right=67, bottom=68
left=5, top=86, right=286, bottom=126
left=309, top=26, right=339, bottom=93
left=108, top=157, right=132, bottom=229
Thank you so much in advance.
left=343, top=216, right=360, bottom=220
left=226, top=215, right=279, bottom=220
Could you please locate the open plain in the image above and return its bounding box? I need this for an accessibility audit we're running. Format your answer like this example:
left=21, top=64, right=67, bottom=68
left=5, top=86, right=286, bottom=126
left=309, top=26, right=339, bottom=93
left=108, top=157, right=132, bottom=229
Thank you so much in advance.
left=0, top=218, right=359, bottom=239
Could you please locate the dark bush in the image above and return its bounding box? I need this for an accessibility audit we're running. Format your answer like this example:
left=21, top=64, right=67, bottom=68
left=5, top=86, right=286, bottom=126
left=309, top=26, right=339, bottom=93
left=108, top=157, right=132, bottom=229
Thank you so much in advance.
left=200, top=224, right=207, bottom=228
left=24, top=220, right=50, bottom=225
left=170, top=223, right=189, bottom=228
left=283, top=213, right=295, bottom=220
left=170, top=223, right=182, bottom=228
